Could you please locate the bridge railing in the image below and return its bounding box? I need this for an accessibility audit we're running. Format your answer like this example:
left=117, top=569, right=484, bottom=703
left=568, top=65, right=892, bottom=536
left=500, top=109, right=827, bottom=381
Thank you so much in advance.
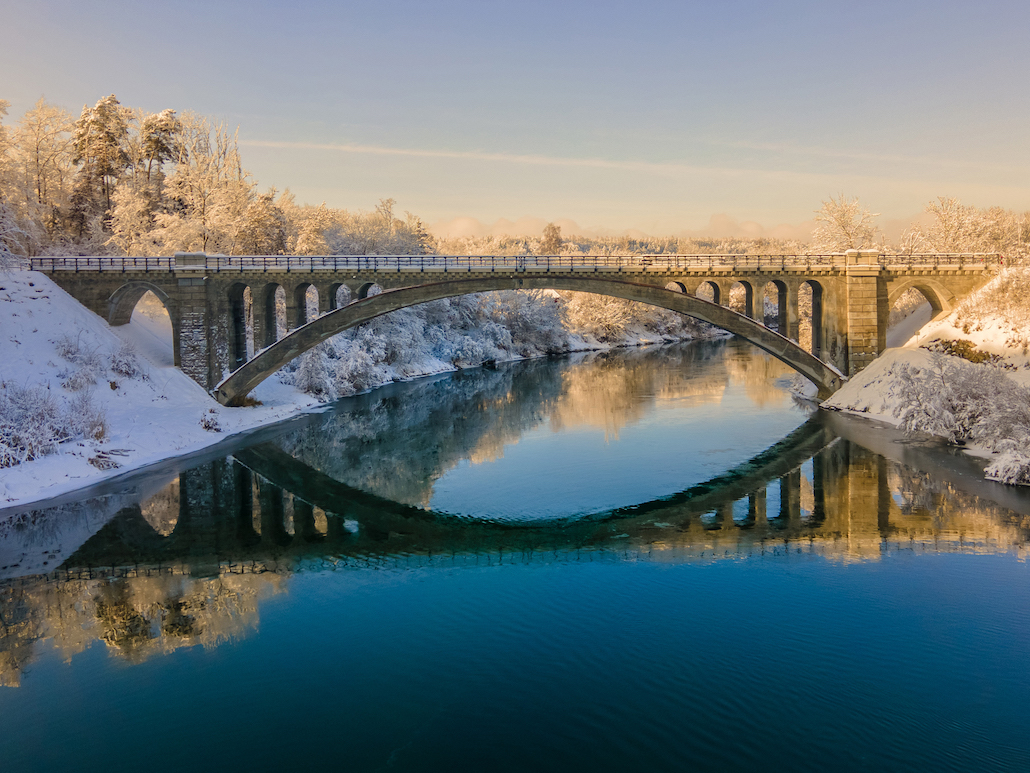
left=28, top=253, right=1006, bottom=274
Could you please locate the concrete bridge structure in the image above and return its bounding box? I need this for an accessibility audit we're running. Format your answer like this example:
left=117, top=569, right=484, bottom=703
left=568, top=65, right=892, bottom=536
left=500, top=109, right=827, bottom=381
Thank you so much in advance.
left=32, top=250, right=999, bottom=404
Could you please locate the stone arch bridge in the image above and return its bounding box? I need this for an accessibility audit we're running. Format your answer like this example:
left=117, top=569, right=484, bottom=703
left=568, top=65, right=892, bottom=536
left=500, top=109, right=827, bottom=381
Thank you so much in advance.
left=32, top=250, right=999, bottom=404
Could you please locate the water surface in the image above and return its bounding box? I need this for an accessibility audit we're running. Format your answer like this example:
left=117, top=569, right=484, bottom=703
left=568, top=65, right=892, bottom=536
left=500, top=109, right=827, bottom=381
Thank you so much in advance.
left=1, top=340, right=1028, bottom=772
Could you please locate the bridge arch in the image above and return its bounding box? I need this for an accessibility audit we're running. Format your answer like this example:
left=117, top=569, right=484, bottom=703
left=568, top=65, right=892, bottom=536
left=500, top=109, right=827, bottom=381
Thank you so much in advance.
left=729, top=280, right=756, bottom=319
left=887, top=277, right=956, bottom=318
left=329, top=282, right=350, bottom=310
left=214, top=276, right=845, bottom=406
left=356, top=281, right=382, bottom=300
left=107, top=281, right=174, bottom=326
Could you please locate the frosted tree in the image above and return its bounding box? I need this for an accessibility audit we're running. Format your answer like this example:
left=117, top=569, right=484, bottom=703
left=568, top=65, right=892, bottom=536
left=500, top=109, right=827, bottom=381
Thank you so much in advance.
left=236, top=189, right=287, bottom=255
left=539, top=222, right=563, bottom=254
left=811, top=194, right=879, bottom=252
left=109, top=108, right=181, bottom=255
left=70, top=95, right=130, bottom=234
left=14, top=99, right=74, bottom=212
left=149, top=114, right=254, bottom=254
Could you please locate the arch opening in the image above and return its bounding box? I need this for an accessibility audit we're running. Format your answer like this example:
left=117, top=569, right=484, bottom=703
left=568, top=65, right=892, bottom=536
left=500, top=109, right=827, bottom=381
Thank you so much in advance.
left=357, top=282, right=383, bottom=299
left=665, top=281, right=687, bottom=294
left=228, top=283, right=254, bottom=367
left=265, top=285, right=287, bottom=345
left=762, top=281, right=788, bottom=334
left=695, top=281, right=720, bottom=305
left=729, top=281, right=754, bottom=318
left=292, top=283, right=319, bottom=328
left=108, top=284, right=175, bottom=367
left=798, top=281, right=823, bottom=357
left=330, top=283, right=351, bottom=310
left=887, top=286, right=935, bottom=347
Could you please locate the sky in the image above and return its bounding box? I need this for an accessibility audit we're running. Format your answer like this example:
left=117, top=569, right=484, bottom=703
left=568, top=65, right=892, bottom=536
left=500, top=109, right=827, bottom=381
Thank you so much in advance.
left=2, top=0, right=1029, bottom=238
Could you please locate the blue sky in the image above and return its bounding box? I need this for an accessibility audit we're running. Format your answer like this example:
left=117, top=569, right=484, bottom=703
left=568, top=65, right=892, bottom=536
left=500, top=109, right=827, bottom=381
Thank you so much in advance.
left=2, top=0, right=1029, bottom=237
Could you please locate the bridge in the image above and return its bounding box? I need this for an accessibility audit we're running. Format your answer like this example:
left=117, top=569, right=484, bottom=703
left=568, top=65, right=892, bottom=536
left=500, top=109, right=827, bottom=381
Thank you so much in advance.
left=32, top=250, right=999, bottom=404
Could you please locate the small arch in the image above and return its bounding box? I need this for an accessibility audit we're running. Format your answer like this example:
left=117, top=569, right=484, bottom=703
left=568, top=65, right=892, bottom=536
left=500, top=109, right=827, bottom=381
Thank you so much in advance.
left=695, top=281, right=720, bottom=305
left=107, top=281, right=173, bottom=326
left=761, top=280, right=788, bottom=333
left=228, top=283, right=253, bottom=367
left=260, top=284, right=287, bottom=346
left=665, top=281, right=687, bottom=294
left=357, top=282, right=383, bottom=300
left=329, top=282, right=351, bottom=310
left=729, top=281, right=755, bottom=318
left=887, top=285, right=938, bottom=346
left=888, top=279, right=953, bottom=318
left=798, top=280, right=823, bottom=357
left=293, top=282, right=318, bottom=328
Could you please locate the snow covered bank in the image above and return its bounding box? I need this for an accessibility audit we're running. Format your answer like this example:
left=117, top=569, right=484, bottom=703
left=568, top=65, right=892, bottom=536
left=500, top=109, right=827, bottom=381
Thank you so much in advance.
left=824, top=267, right=1030, bottom=485
left=0, top=271, right=327, bottom=508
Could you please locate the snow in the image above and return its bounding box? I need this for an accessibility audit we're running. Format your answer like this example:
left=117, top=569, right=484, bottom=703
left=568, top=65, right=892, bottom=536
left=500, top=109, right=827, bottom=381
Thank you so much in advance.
left=0, top=271, right=324, bottom=510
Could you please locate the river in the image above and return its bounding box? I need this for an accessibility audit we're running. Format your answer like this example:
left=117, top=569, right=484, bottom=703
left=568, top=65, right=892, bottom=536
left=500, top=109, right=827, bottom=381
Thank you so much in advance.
left=1, top=339, right=1028, bottom=772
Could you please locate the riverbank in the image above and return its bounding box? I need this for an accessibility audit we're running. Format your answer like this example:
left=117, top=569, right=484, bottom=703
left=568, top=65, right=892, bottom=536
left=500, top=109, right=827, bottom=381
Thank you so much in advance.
left=0, top=271, right=717, bottom=509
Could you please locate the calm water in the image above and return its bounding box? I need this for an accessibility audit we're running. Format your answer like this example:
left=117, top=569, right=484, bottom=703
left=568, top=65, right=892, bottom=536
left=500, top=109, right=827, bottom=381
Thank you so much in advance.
left=1, top=339, right=1029, bottom=772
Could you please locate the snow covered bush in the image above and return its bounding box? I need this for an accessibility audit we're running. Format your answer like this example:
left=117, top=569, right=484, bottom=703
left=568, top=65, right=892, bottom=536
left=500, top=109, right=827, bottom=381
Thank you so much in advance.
left=891, top=353, right=1030, bottom=484
left=0, top=382, right=65, bottom=466
left=109, top=342, right=145, bottom=379
left=952, top=266, right=1030, bottom=352
left=0, top=382, right=107, bottom=467
left=55, top=333, right=105, bottom=390
left=66, top=390, right=107, bottom=441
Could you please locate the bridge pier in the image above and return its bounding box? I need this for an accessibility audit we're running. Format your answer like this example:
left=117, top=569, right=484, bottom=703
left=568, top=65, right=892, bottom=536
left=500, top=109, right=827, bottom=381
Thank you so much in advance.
left=843, top=249, right=888, bottom=376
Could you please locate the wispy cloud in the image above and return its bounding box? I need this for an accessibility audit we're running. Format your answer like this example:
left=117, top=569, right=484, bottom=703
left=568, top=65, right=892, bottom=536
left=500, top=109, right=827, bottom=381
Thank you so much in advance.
left=240, top=139, right=836, bottom=183
left=238, top=139, right=1030, bottom=201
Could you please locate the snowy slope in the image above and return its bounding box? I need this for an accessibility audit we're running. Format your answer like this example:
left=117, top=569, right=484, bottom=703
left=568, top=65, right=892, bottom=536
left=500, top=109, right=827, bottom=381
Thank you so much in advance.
left=0, top=271, right=323, bottom=509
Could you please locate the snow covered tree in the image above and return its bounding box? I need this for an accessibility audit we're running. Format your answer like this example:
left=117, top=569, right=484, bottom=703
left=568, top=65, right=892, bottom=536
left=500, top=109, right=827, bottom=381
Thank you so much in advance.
left=540, top=222, right=563, bottom=254
left=811, top=194, right=879, bottom=252
left=149, top=114, right=254, bottom=254
left=70, top=95, right=130, bottom=233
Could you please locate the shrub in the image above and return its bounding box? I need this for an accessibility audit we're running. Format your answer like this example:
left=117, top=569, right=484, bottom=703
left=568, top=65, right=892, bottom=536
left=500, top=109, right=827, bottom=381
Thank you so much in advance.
left=110, top=342, right=145, bottom=379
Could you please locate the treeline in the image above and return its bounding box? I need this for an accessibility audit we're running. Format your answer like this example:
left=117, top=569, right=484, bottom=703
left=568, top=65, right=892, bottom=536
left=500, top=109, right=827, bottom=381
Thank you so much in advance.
left=0, top=95, right=434, bottom=261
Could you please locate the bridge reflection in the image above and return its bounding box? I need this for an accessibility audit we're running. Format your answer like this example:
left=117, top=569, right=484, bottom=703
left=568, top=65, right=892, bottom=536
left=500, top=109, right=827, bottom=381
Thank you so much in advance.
left=2, top=415, right=1028, bottom=686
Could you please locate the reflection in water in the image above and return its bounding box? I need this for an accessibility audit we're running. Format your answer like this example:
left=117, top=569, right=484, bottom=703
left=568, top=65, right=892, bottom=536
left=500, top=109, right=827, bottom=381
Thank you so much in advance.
left=274, top=340, right=803, bottom=513
left=3, top=341, right=1030, bottom=773
left=1, top=421, right=1028, bottom=687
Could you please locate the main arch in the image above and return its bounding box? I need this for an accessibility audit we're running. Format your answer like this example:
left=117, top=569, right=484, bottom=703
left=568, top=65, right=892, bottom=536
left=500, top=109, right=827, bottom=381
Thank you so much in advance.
left=213, top=276, right=846, bottom=406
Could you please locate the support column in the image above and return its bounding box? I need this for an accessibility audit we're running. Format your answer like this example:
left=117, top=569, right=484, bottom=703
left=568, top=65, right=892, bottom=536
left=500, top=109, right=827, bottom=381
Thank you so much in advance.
left=845, top=249, right=888, bottom=375
left=173, top=252, right=212, bottom=388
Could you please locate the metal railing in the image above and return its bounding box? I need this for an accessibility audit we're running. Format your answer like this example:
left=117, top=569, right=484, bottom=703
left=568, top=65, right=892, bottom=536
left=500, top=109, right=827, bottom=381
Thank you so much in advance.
left=28, top=253, right=1006, bottom=274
